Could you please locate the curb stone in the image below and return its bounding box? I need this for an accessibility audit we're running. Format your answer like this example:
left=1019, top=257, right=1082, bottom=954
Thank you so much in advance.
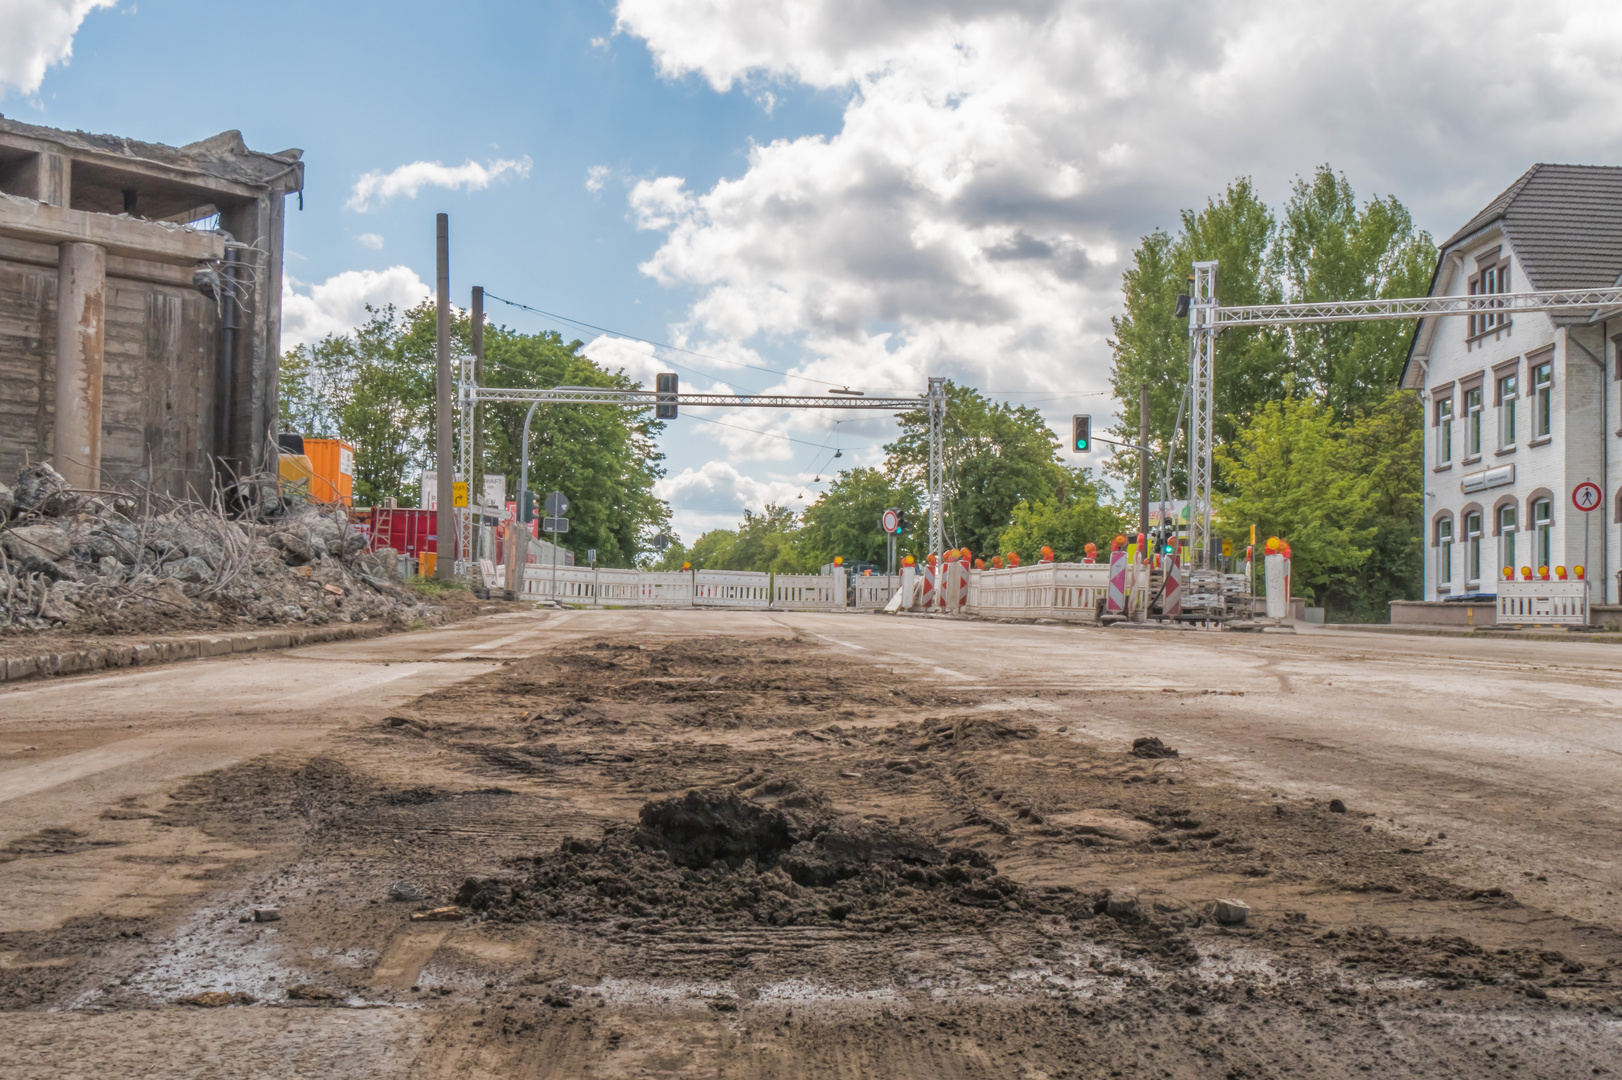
left=0, top=622, right=401, bottom=685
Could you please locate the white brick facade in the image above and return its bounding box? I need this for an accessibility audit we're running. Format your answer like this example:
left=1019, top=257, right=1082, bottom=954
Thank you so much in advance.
left=1410, top=230, right=1618, bottom=604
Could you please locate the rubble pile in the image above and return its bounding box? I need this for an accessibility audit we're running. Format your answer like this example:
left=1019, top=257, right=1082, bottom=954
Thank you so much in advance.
left=0, top=463, right=442, bottom=634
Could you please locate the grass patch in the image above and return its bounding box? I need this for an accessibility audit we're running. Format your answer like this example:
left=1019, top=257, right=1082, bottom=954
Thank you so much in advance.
left=407, top=575, right=468, bottom=599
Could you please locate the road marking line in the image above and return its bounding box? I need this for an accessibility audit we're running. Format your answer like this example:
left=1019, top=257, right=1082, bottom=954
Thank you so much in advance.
left=807, top=632, right=865, bottom=651
left=0, top=741, right=162, bottom=804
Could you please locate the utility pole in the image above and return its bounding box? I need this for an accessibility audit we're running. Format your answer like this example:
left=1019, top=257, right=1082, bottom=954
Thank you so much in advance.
left=434, top=213, right=453, bottom=581
left=471, top=285, right=484, bottom=509
left=1138, top=383, right=1149, bottom=537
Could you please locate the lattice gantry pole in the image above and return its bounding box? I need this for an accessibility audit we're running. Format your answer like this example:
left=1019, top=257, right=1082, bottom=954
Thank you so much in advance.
left=1187, top=262, right=1218, bottom=569
left=927, top=377, right=946, bottom=567
left=457, top=361, right=477, bottom=583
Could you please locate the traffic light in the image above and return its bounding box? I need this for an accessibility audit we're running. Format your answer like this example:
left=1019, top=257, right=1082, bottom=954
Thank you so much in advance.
left=520, top=490, right=537, bottom=524
left=1071, top=414, right=1091, bottom=454
left=894, top=510, right=908, bottom=536
left=656, top=372, right=679, bottom=419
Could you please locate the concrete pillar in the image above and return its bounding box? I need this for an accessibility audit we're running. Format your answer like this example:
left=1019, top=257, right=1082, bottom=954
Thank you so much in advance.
left=53, top=242, right=106, bottom=489
left=36, top=153, right=70, bottom=207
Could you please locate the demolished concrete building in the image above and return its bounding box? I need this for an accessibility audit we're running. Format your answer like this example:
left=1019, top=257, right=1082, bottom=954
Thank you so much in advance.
left=0, top=116, right=302, bottom=498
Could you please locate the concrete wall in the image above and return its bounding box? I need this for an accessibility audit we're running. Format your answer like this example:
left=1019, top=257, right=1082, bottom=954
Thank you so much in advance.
left=0, top=120, right=301, bottom=499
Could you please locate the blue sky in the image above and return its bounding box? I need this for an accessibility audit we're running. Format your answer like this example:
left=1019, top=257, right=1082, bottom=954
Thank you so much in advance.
left=5, top=0, right=1621, bottom=541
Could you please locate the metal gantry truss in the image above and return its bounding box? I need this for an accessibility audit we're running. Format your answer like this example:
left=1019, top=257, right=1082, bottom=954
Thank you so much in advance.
left=455, top=380, right=947, bottom=565
left=1184, top=273, right=1622, bottom=567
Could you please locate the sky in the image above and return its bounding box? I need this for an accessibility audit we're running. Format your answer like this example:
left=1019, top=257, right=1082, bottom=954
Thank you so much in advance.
left=4, top=0, right=1622, bottom=542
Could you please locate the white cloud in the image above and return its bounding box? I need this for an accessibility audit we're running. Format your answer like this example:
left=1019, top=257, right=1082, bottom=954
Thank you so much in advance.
left=345, top=156, right=533, bottom=212
left=0, top=0, right=117, bottom=97
left=356, top=232, right=385, bottom=250
left=613, top=0, right=1622, bottom=444
left=654, top=460, right=804, bottom=538
left=281, top=266, right=431, bottom=349
left=585, top=164, right=611, bottom=193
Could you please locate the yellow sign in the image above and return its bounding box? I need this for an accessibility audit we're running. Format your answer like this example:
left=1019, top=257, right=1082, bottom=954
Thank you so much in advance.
left=1249, top=524, right=1256, bottom=545
left=452, top=481, right=469, bottom=508
left=1222, top=539, right=1233, bottom=557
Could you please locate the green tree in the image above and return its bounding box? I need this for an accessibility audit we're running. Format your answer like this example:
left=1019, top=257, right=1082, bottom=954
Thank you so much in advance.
left=1106, top=179, right=1287, bottom=490
left=277, top=303, right=671, bottom=568
left=1275, top=166, right=1438, bottom=419
left=687, top=529, right=737, bottom=570
left=719, top=505, right=806, bottom=572
left=885, top=382, right=1066, bottom=558
left=1214, top=398, right=1375, bottom=602
left=278, top=303, right=434, bottom=506
left=997, top=468, right=1130, bottom=563
left=1320, top=391, right=1425, bottom=620
left=796, top=467, right=920, bottom=567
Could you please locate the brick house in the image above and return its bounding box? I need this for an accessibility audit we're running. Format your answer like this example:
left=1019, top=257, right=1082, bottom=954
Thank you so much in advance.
left=1400, top=164, right=1622, bottom=611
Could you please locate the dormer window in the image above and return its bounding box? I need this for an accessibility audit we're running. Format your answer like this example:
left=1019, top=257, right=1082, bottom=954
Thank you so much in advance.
left=1468, top=255, right=1512, bottom=341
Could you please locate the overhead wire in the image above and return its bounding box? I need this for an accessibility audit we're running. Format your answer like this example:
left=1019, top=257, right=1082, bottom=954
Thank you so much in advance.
left=484, top=291, right=910, bottom=394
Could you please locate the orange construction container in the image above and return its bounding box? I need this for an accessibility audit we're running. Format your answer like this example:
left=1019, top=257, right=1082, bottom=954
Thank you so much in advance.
left=302, top=438, right=355, bottom=505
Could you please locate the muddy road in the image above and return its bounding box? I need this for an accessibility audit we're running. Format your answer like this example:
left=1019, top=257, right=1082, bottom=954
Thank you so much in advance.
left=1, top=610, right=1619, bottom=1078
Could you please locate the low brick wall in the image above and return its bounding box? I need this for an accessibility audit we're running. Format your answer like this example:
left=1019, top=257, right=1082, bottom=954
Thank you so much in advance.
left=1389, top=600, right=1496, bottom=627
left=0, top=621, right=399, bottom=684
left=1392, top=600, right=1622, bottom=630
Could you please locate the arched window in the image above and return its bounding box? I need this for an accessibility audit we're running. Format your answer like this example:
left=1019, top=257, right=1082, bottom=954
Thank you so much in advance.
left=1494, top=499, right=1518, bottom=581
left=1464, top=509, right=1484, bottom=585
left=1434, top=514, right=1454, bottom=588
left=1532, top=497, right=1553, bottom=571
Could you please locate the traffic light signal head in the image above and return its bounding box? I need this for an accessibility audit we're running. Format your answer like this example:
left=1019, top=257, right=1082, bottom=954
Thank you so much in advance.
left=655, top=372, right=679, bottom=419
left=1071, top=414, right=1091, bottom=454
left=520, top=490, right=538, bottom=523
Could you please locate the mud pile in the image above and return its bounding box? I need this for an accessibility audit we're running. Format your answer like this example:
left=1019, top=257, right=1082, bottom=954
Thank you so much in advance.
left=470, top=784, right=1081, bottom=931
left=0, top=462, right=441, bottom=633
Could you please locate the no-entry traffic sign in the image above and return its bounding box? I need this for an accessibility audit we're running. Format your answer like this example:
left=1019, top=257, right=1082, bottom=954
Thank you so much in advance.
left=1573, top=481, right=1602, bottom=512
left=881, top=508, right=900, bottom=534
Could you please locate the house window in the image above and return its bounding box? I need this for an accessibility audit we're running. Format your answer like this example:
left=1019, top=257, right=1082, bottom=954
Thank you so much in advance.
left=1532, top=498, right=1552, bottom=571
left=1465, top=511, right=1483, bottom=584
left=1437, top=519, right=1453, bottom=587
left=1465, top=387, right=1483, bottom=457
left=1532, top=362, right=1552, bottom=438
left=1498, top=504, right=1517, bottom=580
left=1469, top=262, right=1511, bottom=338
left=1498, top=373, right=1517, bottom=449
left=1435, top=396, right=1453, bottom=466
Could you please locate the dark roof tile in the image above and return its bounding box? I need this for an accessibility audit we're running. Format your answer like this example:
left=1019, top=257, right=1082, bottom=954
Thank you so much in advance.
left=1442, top=164, right=1622, bottom=290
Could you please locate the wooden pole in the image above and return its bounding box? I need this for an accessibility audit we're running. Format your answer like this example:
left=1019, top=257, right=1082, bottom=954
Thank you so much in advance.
left=471, top=285, right=484, bottom=508
left=435, top=214, right=453, bottom=581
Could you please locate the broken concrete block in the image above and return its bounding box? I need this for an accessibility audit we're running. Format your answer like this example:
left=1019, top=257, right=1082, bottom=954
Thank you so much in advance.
left=1211, top=898, right=1250, bottom=925
left=2, top=524, right=73, bottom=562
left=252, top=908, right=280, bottom=922
left=1104, top=891, right=1141, bottom=920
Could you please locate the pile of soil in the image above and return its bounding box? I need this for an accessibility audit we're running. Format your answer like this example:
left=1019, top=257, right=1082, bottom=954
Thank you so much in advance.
left=467, top=784, right=1076, bottom=931
left=0, top=462, right=442, bottom=634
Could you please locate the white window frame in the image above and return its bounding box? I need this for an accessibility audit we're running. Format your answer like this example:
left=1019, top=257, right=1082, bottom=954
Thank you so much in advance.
left=1532, top=362, right=1552, bottom=439
left=1437, top=519, right=1453, bottom=588
left=1436, top=396, right=1453, bottom=466
left=1497, top=504, right=1517, bottom=581
left=1465, top=511, right=1483, bottom=585
left=1532, top=498, right=1552, bottom=571
left=1498, top=374, right=1517, bottom=450
left=1465, top=387, right=1484, bottom=458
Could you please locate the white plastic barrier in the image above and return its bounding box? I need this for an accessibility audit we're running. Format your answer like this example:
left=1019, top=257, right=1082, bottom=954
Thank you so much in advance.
left=597, top=569, right=693, bottom=607
left=965, top=562, right=1141, bottom=622
left=851, top=574, right=901, bottom=609
left=693, top=569, right=772, bottom=608
left=521, top=564, right=600, bottom=602
left=1497, top=579, right=1589, bottom=625
left=774, top=571, right=847, bottom=611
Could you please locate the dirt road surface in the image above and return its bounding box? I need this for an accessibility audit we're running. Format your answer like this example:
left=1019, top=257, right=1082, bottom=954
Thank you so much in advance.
left=2, top=609, right=1619, bottom=1078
